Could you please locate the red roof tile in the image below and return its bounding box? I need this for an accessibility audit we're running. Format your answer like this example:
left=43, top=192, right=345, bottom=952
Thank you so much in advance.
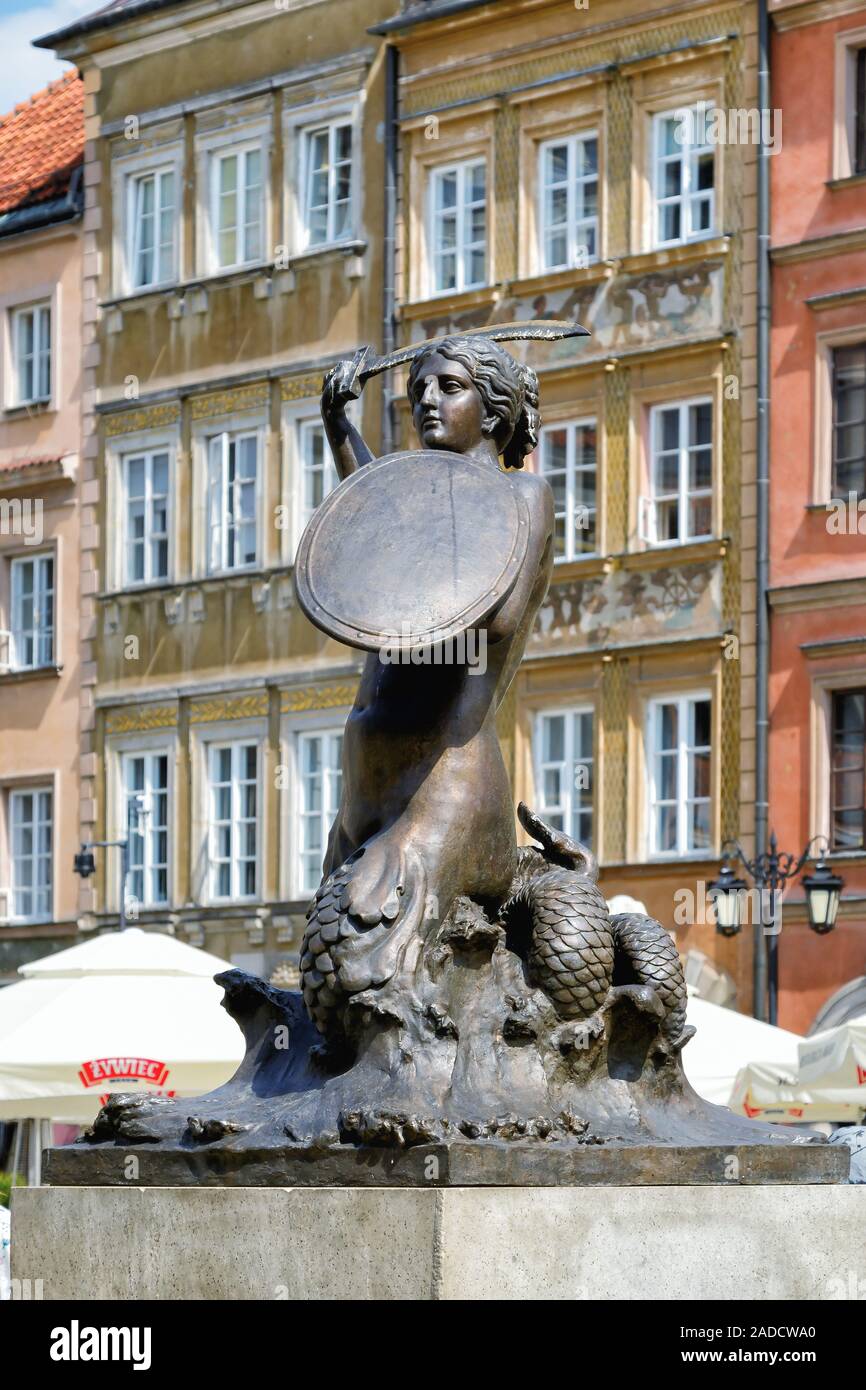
left=0, top=454, right=66, bottom=474
left=0, top=70, right=84, bottom=217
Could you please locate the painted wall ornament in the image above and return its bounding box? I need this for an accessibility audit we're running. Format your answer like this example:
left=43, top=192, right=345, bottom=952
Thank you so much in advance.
left=49, top=325, right=846, bottom=1187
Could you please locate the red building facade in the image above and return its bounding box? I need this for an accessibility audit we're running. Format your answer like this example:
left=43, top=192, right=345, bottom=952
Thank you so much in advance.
left=769, top=0, right=866, bottom=1031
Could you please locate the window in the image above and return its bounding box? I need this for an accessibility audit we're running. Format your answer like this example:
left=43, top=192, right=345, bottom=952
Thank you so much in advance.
left=535, top=708, right=594, bottom=848
left=207, top=432, right=258, bottom=573
left=652, top=105, right=715, bottom=247
left=832, top=344, right=866, bottom=497
left=429, top=159, right=486, bottom=295
left=830, top=689, right=865, bottom=850
left=210, top=145, right=264, bottom=270
left=9, top=787, right=52, bottom=921
left=538, top=419, right=597, bottom=560
left=128, top=168, right=176, bottom=289
left=297, top=729, right=343, bottom=895
left=647, top=695, right=711, bottom=856
left=538, top=133, right=598, bottom=270
left=302, top=121, right=353, bottom=247
left=642, top=399, right=713, bottom=545
left=123, top=450, right=169, bottom=585
left=11, top=303, right=51, bottom=406
left=10, top=553, right=54, bottom=670
left=298, top=419, right=338, bottom=536
left=208, top=742, right=258, bottom=900
left=123, top=752, right=169, bottom=907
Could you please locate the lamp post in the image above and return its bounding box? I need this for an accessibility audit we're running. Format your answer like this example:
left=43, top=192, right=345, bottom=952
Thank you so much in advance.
left=72, top=794, right=146, bottom=931
left=709, top=833, right=844, bottom=1025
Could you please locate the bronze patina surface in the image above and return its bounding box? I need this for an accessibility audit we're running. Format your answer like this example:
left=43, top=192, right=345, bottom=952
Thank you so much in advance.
left=46, top=329, right=848, bottom=1186
left=294, top=449, right=530, bottom=652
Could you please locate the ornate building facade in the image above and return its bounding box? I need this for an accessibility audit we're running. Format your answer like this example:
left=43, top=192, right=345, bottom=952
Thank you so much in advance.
left=0, top=73, right=84, bottom=978
left=39, top=0, right=395, bottom=976
left=379, top=0, right=761, bottom=1007
left=38, top=0, right=763, bottom=1006
left=768, top=0, right=866, bottom=1031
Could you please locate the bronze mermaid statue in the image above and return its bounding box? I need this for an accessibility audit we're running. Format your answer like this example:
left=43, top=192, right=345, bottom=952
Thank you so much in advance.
left=73, top=331, right=827, bottom=1169
left=300, top=335, right=687, bottom=1057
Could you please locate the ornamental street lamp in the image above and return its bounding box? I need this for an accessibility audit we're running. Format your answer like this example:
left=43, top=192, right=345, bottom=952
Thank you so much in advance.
left=709, top=833, right=844, bottom=1025
left=72, top=795, right=147, bottom=932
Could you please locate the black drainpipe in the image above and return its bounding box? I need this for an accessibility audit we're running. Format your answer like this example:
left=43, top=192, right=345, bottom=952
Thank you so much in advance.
left=754, top=0, right=771, bottom=1021
left=381, top=42, right=399, bottom=455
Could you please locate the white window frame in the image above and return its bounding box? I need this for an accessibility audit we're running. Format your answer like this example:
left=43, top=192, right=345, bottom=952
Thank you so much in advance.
left=9, top=551, right=54, bottom=671
left=646, top=693, right=712, bottom=859
left=295, top=727, right=344, bottom=897
left=207, top=740, right=260, bottom=904
left=537, top=131, right=599, bottom=271
left=281, top=398, right=354, bottom=562
left=299, top=118, right=355, bottom=250
left=640, top=397, right=714, bottom=548
left=122, top=749, right=171, bottom=909
left=538, top=418, right=598, bottom=562
left=111, top=139, right=184, bottom=295
left=122, top=447, right=171, bottom=587
left=208, top=139, right=266, bottom=271
left=206, top=429, right=260, bottom=575
left=8, top=785, right=53, bottom=923
left=833, top=25, right=866, bottom=181
left=427, top=158, right=487, bottom=297
left=10, top=301, right=51, bottom=406
left=297, top=416, right=338, bottom=546
left=127, top=165, right=178, bottom=291
left=534, top=706, right=595, bottom=850
left=651, top=103, right=716, bottom=249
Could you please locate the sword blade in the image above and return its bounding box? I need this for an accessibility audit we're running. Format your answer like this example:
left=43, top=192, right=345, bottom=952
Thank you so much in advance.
left=357, top=319, right=590, bottom=383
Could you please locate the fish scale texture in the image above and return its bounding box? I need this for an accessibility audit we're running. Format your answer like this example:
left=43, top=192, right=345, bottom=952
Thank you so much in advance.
left=526, top=868, right=614, bottom=1018
left=609, top=911, right=688, bottom=1041
left=300, top=861, right=355, bottom=1035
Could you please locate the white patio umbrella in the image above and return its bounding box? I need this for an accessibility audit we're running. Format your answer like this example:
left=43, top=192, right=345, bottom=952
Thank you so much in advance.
left=0, top=928, right=244, bottom=1127
left=681, top=995, right=801, bottom=1107
left=729, top=1060, right=864, bottom=1125
left=797, top=1017, right=866, bottom=1105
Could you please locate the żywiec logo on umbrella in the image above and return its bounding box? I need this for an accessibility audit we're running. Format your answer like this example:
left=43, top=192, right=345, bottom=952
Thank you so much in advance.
left=78, top=1057, right=171, bottom=1089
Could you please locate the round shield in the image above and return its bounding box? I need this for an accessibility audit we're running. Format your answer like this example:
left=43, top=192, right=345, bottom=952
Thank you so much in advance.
left=294, top=449, right=530, bottom=652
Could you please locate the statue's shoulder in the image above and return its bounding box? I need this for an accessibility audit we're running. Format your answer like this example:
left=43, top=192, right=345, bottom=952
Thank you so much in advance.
left=509, top=467, right=554, bottom=523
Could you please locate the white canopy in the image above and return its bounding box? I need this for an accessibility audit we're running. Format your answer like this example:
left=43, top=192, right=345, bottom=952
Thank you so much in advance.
left=0, top=928, right=243, bottom=1122
left=726, top=1015, right=866, bottom=1124
left=681, top=995, right=801, bottom=1107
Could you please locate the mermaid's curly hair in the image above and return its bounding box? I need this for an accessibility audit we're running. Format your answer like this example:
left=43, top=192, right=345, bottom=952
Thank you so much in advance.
left=407, top=335, right=539, bottom=470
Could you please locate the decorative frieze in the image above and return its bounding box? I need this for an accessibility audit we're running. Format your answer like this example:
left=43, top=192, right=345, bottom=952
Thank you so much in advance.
left=190, top=382, right=269, bottom=421
left=189, top=693, right=270, bottom=724
left=103, top=403, right=181, bottom=437
left=280, top=372, right=324, bottom=402
left=105, top=705, right=177, bottom=734
left=280, top=682, right=357, bottom=713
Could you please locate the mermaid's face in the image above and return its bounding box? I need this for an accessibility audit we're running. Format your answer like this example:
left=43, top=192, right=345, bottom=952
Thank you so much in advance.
left=409, top=351, right=488, bottom=454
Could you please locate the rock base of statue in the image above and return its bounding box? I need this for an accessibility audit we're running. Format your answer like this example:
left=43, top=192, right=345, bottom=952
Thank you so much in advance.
left=44, top=894, right=847, bottom=1186
left=12, top=1183, right=862, bottom=1300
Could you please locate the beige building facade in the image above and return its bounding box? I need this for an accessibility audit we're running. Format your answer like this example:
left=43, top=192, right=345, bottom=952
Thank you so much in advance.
left=380, top=0, right=760, bottom=1007
left=40, top=0, right=395, bottom=977
left=0, top=72, right=84, bottom=977
left=40, top=0, right=761, bottom=1007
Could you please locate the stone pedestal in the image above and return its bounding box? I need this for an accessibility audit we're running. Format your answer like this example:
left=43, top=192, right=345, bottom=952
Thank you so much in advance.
left=11, top=1184, right=865, bottom=1301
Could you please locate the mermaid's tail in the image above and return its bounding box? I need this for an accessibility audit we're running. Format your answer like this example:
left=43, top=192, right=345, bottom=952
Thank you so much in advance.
left=300, top=843, right=427, bottom=1041
left=523, top=867, right=614, bottom=1018
left=609, top=911, right=687, bottom=1043
left=507, top=804, right=687, bottom=1040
